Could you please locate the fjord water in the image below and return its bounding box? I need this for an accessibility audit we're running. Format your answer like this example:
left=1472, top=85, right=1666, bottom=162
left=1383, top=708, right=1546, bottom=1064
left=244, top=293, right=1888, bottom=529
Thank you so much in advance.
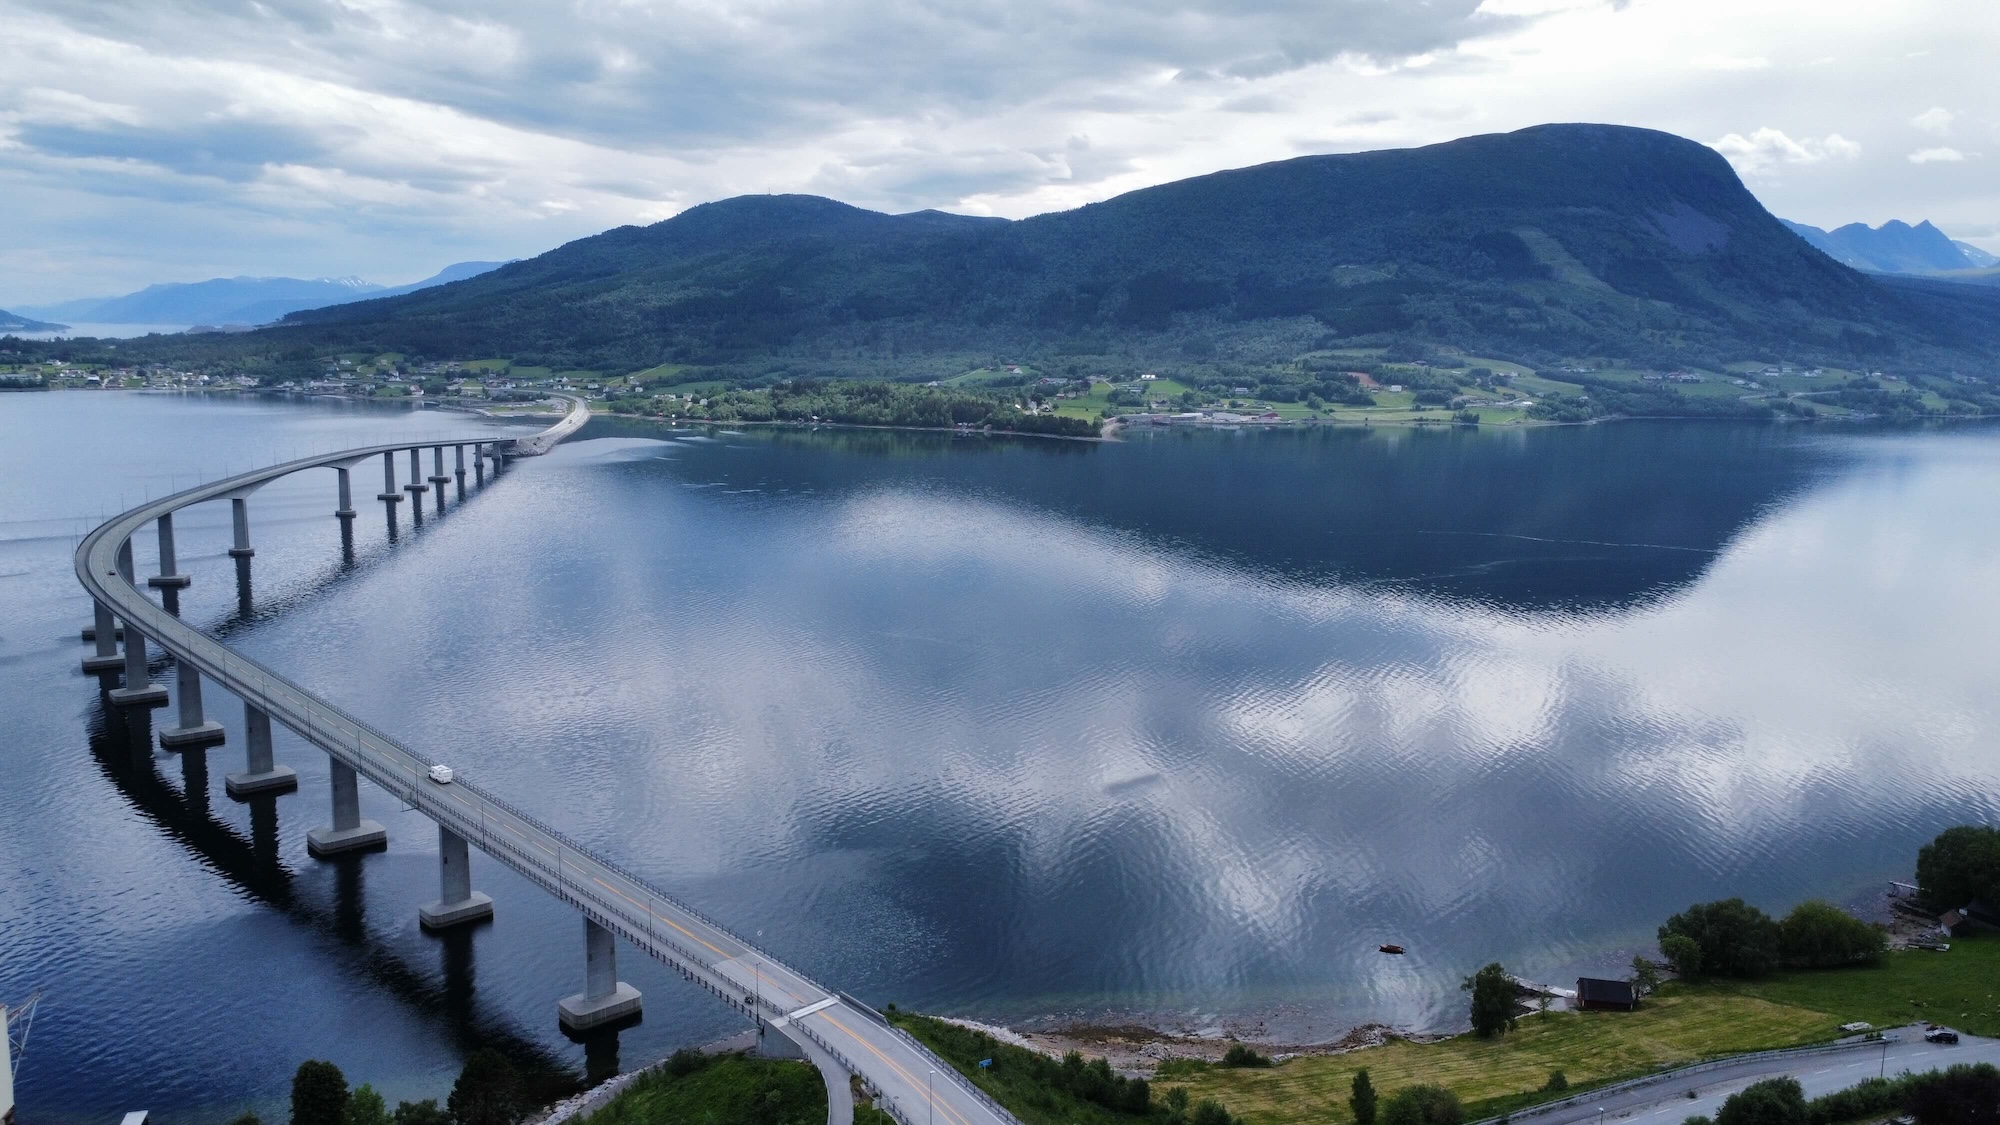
left=6, top=394, right=1999, bottom=1122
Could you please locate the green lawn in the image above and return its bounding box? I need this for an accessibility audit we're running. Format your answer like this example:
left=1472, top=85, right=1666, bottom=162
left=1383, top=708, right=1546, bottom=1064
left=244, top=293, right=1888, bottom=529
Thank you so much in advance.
left=1703, top=938, right=2000, bottom=1036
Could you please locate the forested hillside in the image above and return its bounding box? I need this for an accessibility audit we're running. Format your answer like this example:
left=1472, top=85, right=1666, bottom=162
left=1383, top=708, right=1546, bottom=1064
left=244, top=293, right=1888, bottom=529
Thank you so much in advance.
left=34, top=124, right=2000, bottom=380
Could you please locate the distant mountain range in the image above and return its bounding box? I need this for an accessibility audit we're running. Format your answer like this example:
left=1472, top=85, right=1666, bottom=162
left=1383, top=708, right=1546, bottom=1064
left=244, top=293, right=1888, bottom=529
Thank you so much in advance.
left=20, top=261, right=508, bottom=327
left=0, top=307, right=67, bottom=332
left=252, top=123, right=1999, bottom=376
left=1781, top=219, right=1998, bottom=275
left=40, top=124, right=2000, bottom=378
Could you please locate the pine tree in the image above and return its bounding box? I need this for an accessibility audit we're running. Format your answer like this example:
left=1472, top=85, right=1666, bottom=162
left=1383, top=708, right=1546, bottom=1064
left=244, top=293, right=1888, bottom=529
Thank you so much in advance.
left=1351, top=1068, right=1378, bottom=1125
left=290, top=1061, right=350, bottom=1125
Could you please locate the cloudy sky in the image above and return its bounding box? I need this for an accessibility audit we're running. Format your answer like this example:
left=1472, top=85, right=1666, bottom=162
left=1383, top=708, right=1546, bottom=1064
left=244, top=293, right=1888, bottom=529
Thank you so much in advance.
left=1, top=0, right=1993, bottom=305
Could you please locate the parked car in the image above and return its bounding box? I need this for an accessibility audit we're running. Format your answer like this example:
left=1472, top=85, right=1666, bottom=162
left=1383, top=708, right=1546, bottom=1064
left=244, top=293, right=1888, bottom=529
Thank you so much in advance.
left=428, top=764, right=454, bottom=784
left=1925, top=1027, right=1960, bottom=1044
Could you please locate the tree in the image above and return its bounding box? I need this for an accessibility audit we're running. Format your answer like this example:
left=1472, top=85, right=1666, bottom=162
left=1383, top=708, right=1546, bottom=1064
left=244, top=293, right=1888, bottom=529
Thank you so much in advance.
left=1381, top=1084, right=1465, bottom=1125
left=1630, top=956, right=1664, bottom=996
left=1351, top=1068, right=1379, bottom=1125
left=391, top=1103, right=448, bottom=1125
left=346, top=1085, right=389, bottom=1125
left=1905, top=1062, right=2000, bottom=1125
left=1659, top=933, right=1703, bottom=977
left=1916, top=826, right=2000, bottom=911
left=1777, top=900, right=1885, bottom=969
left=1462, top=962, right=1517, bottom=1038
left=1714, top=1077, right=1807, bottom=1125
left=291, top=1061, right=350, bottom=1125
left=1658, top=899, right=1781, bottom=978
left=1221, top=1044, right=1272, bottom=1068
left=446, top=1050, right=523, bottom=1125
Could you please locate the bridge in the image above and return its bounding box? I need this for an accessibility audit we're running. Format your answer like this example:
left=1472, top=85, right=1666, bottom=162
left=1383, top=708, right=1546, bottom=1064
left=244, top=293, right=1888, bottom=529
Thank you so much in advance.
left=75, top=395, right=1018, bottom=1125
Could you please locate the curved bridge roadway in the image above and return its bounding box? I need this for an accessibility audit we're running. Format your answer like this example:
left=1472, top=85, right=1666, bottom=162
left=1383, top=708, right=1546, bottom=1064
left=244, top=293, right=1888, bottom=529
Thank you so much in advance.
left=76, top=395, right=1016, bottom=1125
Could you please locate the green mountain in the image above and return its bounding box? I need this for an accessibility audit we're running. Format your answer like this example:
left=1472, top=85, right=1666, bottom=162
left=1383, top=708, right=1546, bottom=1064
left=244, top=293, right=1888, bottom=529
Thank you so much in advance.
left=223, top=125, right=2000, bottom=375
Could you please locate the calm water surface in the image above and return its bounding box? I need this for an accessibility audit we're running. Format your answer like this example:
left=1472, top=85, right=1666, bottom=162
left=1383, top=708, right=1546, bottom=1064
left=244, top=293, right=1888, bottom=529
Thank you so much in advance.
left=4, top=393, right=1998, bottom=1122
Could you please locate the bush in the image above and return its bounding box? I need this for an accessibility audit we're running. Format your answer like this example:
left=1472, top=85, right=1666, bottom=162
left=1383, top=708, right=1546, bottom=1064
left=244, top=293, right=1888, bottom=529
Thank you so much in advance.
left=1462, top=962, right=1517, bottom=1037
left=663, top=1048, right=711, bottom=1078
left=447, top=1050, right=523, bottom=1125
left=1192, top=1098, right=1238, bottom=1125
left=1543, top=1070, right=1569, bottom=1093
left=1778, top=901, right=1885, bottom=969
left=1916, top=826, right=2000, bottom=911
left=1716, top=1077, right=1808, bottom=1125
left=1905, top=1063, right=2000, bottom=1125
left=1659, top=899, right=1781, bottom=978
left=291, top=1061, right=350, bottom=1125
left=1382, top=1085, right=1464, bottom=1125
left=1660, top=934, right=1703, bottom=976
left=1221, top=1045, right=1272, bottom=1068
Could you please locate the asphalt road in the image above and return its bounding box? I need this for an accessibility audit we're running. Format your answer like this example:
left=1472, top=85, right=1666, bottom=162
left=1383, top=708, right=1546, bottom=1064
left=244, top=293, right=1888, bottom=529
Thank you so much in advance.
left=1515, top=1026, right=1999, bottom=1125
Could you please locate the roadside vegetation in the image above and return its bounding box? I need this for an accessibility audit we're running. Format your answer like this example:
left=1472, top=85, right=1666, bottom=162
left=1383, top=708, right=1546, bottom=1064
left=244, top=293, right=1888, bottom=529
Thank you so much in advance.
left=577, top=1049, right=895, bottom=1125
left=1687, top=1067, right=1999, bottom=1125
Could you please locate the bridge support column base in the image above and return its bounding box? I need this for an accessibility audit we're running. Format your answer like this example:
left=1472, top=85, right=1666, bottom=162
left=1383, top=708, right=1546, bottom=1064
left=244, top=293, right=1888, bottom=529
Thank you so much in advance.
left=419, top=892, right=493, bottom=930
left=558, top=983, right=642, bottom=1033
left=147, top=574, right=193, bottom=590
left=160, top=720, right=226, bottom=750
left=376, top=493, right=405, bottom=502
left=82, top=625, right=124, bottom=642
left=335, top=508, right=357, bottom=520
left=227, top=547, right=255, bottom=559
left=427, top=475, right=452, bottom=486
left=404, top=484, right=429, bottom=495
left=225, top=765, right=299, bottom=798
left=108, top=684, right=170, bottom=707
left=755, top=1025, right=806, bottom=1060
left=82, top=653, right=126, bottom=673
left=308, top=819, right=387, bottom=857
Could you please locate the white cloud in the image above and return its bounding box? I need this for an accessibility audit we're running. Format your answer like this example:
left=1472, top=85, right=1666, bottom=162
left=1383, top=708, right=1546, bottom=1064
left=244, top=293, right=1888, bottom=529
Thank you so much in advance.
left=1910, top=106, right=1954, bottom=135
left=1908, top=147, right=1966, bottom=164
left=0, top=0, right=1997, bottom=304
left=1692, top=54, right=1770, bottom=71
left=1709, top=128, right=1861, bottom=178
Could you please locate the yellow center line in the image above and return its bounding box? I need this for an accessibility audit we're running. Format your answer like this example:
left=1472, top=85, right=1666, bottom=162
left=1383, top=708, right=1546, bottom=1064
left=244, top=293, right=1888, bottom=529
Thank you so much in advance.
left=818, top=1011, right=976, bottom=1125
left=592, top=876, right=730, bottom=957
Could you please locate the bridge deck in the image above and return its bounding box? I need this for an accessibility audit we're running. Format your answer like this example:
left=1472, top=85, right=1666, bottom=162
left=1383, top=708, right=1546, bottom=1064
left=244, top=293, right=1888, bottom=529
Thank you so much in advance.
left=75, top=396, right=1016, bottom=1125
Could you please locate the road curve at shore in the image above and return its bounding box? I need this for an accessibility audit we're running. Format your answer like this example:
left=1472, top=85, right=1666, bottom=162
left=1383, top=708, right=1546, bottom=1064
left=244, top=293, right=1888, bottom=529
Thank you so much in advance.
left=76, top=394, right=1016, bottom=1125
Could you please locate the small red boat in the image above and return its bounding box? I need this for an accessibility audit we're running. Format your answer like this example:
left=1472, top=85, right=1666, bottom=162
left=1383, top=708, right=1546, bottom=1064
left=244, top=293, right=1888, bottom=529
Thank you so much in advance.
left=1379, top=944, right=1406, bottom=955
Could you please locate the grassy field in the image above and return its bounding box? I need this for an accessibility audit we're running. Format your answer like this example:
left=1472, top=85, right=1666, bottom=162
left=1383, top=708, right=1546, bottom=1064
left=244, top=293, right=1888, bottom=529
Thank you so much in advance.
left=580, top=1052, right=893, bottom=1125
left=1166, top=939, right=1998, bottom=1125
left=1706, top=939, right=2000, bottom=1036
left=1163, top=993, right=1832, bottom=1125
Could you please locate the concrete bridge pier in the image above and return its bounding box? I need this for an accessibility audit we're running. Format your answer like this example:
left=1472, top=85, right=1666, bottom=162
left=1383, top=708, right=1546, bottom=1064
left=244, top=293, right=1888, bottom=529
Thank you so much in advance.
left=428, top=445, right=451, bottom=491
left=108, top=622, right=168, bottom=707
left=335, top=466, right=357, bottom=520
left=419, top=825, right=494, bottom=929
left=147, top=513, right=192, bottom=591
left=378, top=451, right=406, bottom=502
left=307, top=757, right=387, bottom=856
left=404, top=448, right=429, bottom=500
left=159, top=661, right=225, bottom=749
left=474, top=443, right=486, bottom=485
left=224, top=702, right=298, bottom=797
left=83, top=599, right=125, bottom=673
left=454, top=443, right=467, bottom=481
left=558, top=918, right=642, bottom=1032
left=228, top=497, right=255, bottom=559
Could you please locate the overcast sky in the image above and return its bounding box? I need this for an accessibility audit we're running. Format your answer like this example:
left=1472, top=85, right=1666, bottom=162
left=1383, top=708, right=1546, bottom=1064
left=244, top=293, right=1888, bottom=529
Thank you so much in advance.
left=1, top=0, right=1993, bottom=305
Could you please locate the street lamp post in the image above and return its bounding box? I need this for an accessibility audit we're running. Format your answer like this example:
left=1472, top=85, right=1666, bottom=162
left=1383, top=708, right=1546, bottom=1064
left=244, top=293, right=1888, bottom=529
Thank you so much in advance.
left=929, top=1068, right=937, bottom=1125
